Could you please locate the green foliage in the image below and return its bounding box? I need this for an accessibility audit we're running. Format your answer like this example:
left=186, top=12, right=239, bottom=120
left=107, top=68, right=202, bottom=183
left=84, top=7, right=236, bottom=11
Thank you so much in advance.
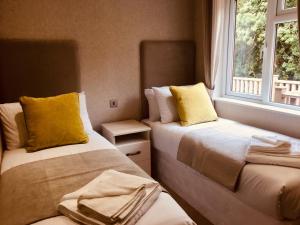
left=234, top=0, right=300, bottom=81
left=275, top=21, right=300, bottom=80
left=286, top=0, right=297, bottom=8
left=234, top=0, right=267, bottom=78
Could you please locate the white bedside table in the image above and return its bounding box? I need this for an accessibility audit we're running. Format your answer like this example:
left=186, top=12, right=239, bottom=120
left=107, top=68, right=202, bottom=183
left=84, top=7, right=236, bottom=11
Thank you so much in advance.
left=101, top=120, right=152, bottom=175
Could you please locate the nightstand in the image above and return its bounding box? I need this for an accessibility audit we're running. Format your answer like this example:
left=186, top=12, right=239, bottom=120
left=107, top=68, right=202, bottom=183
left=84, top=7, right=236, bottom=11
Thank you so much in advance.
left=101, top=120, right=152, bottom=175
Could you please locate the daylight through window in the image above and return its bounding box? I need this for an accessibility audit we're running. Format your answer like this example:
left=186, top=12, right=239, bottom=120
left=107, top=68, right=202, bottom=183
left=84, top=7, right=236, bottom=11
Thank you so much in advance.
left=227, top=0, right=300, bottom=108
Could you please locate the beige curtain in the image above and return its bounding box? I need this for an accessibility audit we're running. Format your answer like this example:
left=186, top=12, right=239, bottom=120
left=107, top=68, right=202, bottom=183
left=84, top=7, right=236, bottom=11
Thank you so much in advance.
left=211, top=0, right=230, bottom=94
left=195, top=0, right=229, bottom=92
left=194, top=0, right=213, bottom=90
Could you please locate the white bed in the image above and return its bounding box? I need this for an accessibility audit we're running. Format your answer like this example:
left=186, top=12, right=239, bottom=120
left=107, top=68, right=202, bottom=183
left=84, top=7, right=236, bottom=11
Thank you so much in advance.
left=144, top=118, right=300, bottom=225
left=1, top=131, right=114, bottom=174
left=0, top=130, right=195, bottom=225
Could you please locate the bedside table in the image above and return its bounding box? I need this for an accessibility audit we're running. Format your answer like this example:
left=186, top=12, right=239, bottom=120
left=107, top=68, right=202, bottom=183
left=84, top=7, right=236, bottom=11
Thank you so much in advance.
left=101, top=120, right=152, bottom=175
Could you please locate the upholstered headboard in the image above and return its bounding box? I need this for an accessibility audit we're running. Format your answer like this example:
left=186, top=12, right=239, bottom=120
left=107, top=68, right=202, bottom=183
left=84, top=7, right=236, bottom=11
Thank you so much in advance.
left=140, top=40, right=195, bottom=118
left=0, top=39, right=81, bottom=159
left=0, top=39, right=81, bottom=103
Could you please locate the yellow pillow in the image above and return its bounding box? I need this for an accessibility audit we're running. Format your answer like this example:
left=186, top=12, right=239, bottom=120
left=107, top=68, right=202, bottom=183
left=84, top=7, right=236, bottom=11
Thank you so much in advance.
left=170, top=83, right=218, bottom=126
left=20, top=93, right=88, bottom=152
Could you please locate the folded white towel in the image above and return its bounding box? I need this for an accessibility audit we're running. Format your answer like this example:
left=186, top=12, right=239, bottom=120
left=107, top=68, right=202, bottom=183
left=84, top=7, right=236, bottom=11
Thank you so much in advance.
left=251, top=135, right=291, bottom=147
left=248, top=135, right=300, bottom=157
left=58, top=170, right=161, bottom=225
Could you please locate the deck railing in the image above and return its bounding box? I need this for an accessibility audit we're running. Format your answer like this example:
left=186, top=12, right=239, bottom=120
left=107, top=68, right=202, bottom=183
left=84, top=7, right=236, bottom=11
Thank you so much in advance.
left=232, top=77, right=262, bottom=95
left=231, top=75, right=300, bottom=106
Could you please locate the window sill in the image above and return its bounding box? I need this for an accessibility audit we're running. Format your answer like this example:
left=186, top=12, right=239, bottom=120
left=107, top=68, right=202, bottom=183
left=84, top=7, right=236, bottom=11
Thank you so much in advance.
left=213, top=96, right=300, bottom=118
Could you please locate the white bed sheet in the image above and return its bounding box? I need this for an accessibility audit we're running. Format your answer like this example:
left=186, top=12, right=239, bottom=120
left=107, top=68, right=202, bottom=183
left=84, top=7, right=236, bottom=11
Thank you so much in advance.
left=145, top=118, right=237, bottom=159
left=144, top=119, right=300, bottom=225
left=1, top=130, right=195, bottom=225
left=33, top=192, right=194, bottom=225
left=1, top=131, right=115, bottom=174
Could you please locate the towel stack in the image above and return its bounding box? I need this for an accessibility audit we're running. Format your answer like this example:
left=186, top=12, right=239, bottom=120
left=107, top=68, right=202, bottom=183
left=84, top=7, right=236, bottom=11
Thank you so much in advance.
left=246, top=135, right=300, bottom=169
left=248, top=135, right=293, bottom=156
left=58, top=170, right=162, bottom=225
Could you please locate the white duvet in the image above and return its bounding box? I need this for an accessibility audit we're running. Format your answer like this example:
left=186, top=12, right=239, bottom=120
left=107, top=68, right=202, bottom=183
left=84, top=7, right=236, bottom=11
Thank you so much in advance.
left=1, top=131, right=115, bottom=174
left=1, top=130, right=195, bottom=225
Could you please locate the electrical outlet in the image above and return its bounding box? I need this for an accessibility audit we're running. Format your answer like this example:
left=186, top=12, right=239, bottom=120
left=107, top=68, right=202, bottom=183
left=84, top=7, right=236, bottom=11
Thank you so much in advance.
left=109, top=99, right=118, bottom=108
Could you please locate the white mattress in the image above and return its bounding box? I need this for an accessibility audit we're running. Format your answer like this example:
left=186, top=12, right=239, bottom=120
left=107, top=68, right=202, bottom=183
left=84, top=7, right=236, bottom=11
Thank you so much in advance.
left=1, top=130, right=195, bottom=225
left=1, top=131, right=115, bottom=174
left=32, top=192, right=193, bottom=225
left=144, top=119, right=300, bottom=225
left=145, top=118, right=238, bottom=159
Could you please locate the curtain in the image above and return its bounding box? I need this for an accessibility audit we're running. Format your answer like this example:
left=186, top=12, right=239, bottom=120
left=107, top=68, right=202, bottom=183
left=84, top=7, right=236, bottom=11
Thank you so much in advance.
left=195, top=0, right=230, bottom=92
left=211, top=0, right=229, bottom=91
left=195, top=0, right=213, bottom=90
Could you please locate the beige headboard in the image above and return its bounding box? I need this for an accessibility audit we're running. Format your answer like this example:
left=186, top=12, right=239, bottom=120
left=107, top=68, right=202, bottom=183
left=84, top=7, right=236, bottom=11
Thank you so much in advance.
left=140, top=40, right=195, bottom=118
left=0, top=39, right=81, bottom=160
left=0, top=39, right=81, bottom=103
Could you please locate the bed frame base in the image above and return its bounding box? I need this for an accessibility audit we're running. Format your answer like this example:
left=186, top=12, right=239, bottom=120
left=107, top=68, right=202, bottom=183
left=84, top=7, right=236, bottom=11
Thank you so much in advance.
left=158, top=179, right=213, bottom=225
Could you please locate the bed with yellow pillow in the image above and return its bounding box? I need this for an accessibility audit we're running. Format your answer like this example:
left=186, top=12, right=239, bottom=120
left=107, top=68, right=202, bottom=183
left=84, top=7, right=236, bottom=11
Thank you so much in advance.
left=0, top=92, right=195, bottom=225
left=144, top=83, right=300, bottom=225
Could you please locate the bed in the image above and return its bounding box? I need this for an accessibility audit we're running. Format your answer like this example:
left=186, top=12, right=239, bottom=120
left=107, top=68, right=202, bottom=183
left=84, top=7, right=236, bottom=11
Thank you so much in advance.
left=0, top=130, right=194, bottom=225
left=144, top=119, right=300, bottom=225
left=140, top=41, right=300, bottom=225
left=0, top=40, right=195, bottom=225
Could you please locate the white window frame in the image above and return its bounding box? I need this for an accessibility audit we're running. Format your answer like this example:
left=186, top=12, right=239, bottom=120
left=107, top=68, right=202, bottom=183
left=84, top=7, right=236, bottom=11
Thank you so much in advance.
left=277, top=0, right=297, bottom=15
left=225, top=0, right=300, bottom=111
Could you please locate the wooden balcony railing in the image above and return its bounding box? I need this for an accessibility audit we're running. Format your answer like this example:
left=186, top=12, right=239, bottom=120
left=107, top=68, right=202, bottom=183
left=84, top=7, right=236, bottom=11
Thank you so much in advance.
left=232, top=77, right=262, bottom=95
left=231, top=75, right=300, bottom=106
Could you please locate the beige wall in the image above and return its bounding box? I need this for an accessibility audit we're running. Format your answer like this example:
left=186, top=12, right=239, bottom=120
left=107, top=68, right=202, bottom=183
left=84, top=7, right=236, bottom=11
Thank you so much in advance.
left=0, top=0, right=194, bottom=130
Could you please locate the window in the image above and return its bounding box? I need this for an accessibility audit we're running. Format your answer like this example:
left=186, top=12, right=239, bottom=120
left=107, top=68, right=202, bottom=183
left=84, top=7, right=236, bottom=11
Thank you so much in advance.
left=226, top=0, right=300, bottom=108
left=285, top=0, right=297, bottom=9
left=272, top=21, right=300, bottom=106
left=278, top=0, right=297, bottom=14
left=230, top=0, right=267, bottom=96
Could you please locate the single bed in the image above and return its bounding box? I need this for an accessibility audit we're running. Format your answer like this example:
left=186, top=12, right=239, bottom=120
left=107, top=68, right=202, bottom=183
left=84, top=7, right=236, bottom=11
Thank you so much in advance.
left=0, top=40, right=195, bottom=225
left=140, top=41, right=300, bottom=225
left=0, top=130, right=194, bottom=225
left=144, top=119, right=300, bottom=225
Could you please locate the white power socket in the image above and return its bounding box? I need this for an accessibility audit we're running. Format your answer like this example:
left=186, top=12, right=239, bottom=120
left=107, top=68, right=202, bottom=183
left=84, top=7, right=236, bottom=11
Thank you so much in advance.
left=109, top=99, right=118, bottom=108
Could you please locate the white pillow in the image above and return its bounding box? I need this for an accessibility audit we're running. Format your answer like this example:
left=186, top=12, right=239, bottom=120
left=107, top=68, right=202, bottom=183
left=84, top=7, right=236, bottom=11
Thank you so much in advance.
left=0, top=103, right=28, bottom=150
left=79, top=92, right=93, bottom=134
left=144, top=89, right=160, bottom=121
left=0, top=92, right=93, bottom=150
left=153, top=86, right=179, bottom=123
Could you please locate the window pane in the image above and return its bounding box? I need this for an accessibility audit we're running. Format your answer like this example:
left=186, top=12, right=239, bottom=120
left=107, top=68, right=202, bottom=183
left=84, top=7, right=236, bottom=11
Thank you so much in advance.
left=231, top=0, right=267, bottom=96
left=285, top=0, right=297, bottom=9
left=271, top=21, right=300, bottom=107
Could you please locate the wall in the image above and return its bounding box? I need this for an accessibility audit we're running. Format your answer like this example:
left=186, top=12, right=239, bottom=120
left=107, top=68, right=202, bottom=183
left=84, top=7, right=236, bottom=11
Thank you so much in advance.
left=0, top=0, right=194, bottom=130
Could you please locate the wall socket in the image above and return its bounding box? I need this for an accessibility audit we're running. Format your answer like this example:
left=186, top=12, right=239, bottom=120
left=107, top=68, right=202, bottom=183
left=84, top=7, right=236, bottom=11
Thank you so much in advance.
left=109, top=99, right=118, bottom=108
